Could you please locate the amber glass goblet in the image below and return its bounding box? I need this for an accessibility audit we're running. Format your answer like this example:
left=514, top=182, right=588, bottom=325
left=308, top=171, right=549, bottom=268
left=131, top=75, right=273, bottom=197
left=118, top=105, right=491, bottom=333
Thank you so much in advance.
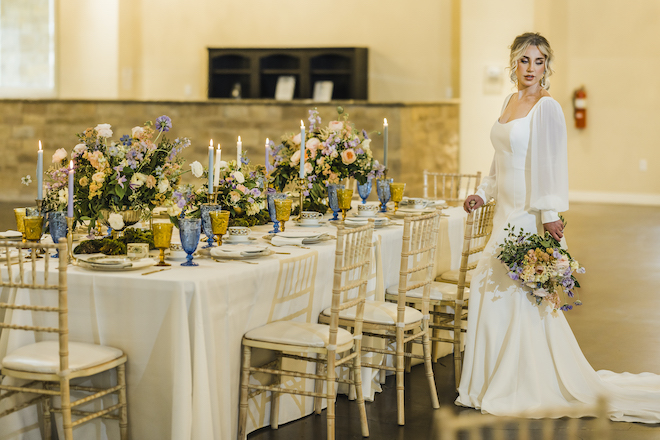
left=274, top=199, right=293, bottom=232
left=336, top=189, right=353, bottom=221
left=14, top=208, right=26, bottom=241
left=24, top=216, right=44, bottom=242
left=209, top=211, right=230, bottom=245
left=389, top=183, right=406, bottom=213
left=152, top=223, right=174, bottom=267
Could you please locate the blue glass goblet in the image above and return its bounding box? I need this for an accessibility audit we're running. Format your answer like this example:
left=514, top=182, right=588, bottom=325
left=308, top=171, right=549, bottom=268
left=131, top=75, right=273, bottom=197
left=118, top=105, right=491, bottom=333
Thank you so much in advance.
left=48, top=211, right=67, bottom=258
left=201, top=204, right=222, bottom=248
left=267, top=192, right=286, bottom=234
left=377, top=178, right=393, bottom=212
left=327, top=183, right=345, bottom=221
left=357, top=179, right=373, bottom=204
left=179, top=218, right=201, bottom=267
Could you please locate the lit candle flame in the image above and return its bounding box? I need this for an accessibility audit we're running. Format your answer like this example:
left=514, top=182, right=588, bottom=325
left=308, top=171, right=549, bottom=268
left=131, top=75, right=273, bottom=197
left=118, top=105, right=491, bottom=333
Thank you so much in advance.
left=69, top=160, right=73, bottom=170
left=384, top=118, right=388, bottom=126
left=210, top=139, right=213, bottom=147
left=238, top=136, right=241, bottom=142
left=38, top=140, right=42, bottom=151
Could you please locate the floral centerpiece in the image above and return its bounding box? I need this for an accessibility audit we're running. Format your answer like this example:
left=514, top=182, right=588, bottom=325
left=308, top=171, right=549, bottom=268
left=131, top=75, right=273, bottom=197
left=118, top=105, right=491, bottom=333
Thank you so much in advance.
left=497, top=222, right=585, bottom=311
left=268, top=107, right=385, bottom=212
left=67, top=116, right=192, bottom=230
left=166, top=152, right=270, bottom=227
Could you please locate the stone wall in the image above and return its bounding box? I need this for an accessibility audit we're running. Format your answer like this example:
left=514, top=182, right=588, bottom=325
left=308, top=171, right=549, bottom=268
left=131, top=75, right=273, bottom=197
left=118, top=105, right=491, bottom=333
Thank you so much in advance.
left=0, top=99, right=458, bottom=202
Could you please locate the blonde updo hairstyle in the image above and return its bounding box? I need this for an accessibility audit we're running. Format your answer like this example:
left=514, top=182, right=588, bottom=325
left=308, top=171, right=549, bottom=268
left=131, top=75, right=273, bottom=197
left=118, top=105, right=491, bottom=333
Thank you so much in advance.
left=509, top=32, right=554, bottom=90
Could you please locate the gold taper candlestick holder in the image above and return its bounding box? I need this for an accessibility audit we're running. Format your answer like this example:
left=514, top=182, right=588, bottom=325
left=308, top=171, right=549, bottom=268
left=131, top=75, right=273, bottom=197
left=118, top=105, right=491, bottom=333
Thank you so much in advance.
left=66, top=217, right=75, bottom=263
left=35, top=199, right=43, bottom=216
left=296, top=177, right=306, bottom=220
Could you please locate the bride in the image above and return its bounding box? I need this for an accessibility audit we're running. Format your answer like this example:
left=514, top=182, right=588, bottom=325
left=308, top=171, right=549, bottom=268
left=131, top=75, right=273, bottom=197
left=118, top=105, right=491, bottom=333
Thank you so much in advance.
left=456, top=32, right=660, bottom=423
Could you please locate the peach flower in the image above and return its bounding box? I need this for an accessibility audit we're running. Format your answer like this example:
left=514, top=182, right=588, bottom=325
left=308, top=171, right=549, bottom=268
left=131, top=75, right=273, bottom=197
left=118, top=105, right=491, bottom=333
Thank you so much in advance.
left=341, top=148, right=357, bottom=165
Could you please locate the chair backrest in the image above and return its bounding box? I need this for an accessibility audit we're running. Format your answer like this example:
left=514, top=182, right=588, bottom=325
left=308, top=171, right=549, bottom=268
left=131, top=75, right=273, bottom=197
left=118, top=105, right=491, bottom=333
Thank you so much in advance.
left=328, top=221, right=374, bottom=348
left=423, top=171, right=481, bottom=204
left=438, top=397, right=611, bottom=440
left=0, top=241, right=68, bottom=371
left=455, top=201, right=496, bottom=301
left=395, top=210, right=441, bottom=316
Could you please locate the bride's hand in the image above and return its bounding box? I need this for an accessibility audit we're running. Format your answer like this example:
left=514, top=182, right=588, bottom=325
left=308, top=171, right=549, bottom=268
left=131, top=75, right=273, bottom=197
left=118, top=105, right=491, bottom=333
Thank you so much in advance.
left=543, top=220, right=564, bottom=241
left=463, top=195, right=484, bottom=213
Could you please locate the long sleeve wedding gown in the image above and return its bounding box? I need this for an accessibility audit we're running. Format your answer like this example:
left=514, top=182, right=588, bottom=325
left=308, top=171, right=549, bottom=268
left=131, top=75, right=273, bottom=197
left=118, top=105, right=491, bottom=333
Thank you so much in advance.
left=455, top=94, right=660, bottom=423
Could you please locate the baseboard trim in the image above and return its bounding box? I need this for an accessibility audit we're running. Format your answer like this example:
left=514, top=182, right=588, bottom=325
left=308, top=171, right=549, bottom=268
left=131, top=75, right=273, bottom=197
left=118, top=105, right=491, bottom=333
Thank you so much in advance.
left=569, top=191, right=660, bottom=206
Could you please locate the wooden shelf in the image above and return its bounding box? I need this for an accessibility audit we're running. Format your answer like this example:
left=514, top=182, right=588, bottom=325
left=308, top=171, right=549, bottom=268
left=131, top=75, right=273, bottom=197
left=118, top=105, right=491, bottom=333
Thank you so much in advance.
left=207, top=48, right=368, bottom=100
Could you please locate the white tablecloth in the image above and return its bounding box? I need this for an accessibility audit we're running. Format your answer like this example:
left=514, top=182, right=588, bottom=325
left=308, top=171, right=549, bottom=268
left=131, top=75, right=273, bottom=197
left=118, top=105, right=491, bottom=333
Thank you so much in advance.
left=0, top=207, right=466, bottom=440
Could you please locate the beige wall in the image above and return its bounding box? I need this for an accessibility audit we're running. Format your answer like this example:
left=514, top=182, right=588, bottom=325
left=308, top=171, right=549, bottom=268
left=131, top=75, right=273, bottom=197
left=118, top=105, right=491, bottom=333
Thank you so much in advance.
left=59, top=0, right=458, bottom=103
left=58, top=0, right=119, bottom=99
left=460, top=0, right=660, bottom=203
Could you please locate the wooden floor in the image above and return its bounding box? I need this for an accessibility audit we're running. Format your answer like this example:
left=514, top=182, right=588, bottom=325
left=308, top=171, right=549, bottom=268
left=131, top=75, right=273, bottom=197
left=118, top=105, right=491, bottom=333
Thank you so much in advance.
left=1, top=202, right=659, bottom=439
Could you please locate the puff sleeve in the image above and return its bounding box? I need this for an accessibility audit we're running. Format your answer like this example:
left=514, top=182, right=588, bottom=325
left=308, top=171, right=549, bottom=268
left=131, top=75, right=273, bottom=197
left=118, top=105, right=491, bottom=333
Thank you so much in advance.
left=529, top=98, right=569, bottom=223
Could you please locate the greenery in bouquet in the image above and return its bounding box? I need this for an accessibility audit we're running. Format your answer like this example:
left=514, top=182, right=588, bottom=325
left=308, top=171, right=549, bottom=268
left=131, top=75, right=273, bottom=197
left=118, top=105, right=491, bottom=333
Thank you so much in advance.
left=268, top=107, right=385, bottom=213
left=67, top=116, right=194, bottom=229
left=167, top=153, right=270, bottom=228
left=497, top=222, right=585, bottom=311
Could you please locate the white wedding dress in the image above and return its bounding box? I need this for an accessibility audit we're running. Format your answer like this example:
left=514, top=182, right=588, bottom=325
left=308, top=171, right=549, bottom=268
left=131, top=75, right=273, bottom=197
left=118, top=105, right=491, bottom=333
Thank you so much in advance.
left=455, top=94, right=660, bottom=423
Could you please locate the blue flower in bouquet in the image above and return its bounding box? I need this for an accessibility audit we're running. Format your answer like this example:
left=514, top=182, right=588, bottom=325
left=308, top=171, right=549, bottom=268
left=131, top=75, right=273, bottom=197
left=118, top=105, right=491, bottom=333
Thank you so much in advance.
left=120, top=135, right=132, bottom=146
left=155, top=115, right=172, bottom=132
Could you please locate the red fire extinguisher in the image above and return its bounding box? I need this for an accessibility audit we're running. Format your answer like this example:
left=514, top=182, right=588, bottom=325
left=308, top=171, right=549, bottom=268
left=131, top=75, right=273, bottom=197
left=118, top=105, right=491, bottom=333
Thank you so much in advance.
left=573, top=87, right=587, bottom=129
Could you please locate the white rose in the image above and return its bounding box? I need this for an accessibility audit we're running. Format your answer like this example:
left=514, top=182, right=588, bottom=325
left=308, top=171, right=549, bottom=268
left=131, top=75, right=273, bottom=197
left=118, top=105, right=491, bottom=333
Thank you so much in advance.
left=304, top=162, right=313, bottom=174
left=232, top=171, right=245, bottom=184
left=190, top=161, right=204, bottom=178
left=131, top=126, right=145, bottom=138
left=130, top=173, right=147, bottom=188
left=292, top=133, right=301, bottom=145
left=52, top=148, right=67, bottom=163
left=167, top=205, right=182, bottom=217
left=73, top=143, right=87, bottom=154
left=533, top=287, right=549, bottom=298
left=108, top=213, right=124, bottom=230
left=328, top=121, right=344, bottom=131
left=58, top=188, right=68, bottom=204
left=218, top=160, right=228, bottom=170
left=157, top=179, right=170, bottom=193
left=95, top=123, right=113, bottom=138
left=361, top=138, right=371, bottom=152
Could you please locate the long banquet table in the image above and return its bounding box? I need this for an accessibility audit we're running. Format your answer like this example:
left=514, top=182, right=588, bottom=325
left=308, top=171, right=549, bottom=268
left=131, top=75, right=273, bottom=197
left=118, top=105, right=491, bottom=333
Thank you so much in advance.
left=0, top=206, right=467, bottom=440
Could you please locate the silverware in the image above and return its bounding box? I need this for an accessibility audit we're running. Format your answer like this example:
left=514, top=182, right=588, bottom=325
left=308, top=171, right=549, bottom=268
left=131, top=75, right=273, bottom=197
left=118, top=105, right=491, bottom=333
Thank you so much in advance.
left=213, top=258, right=258, bottom=265
left=142, top=267, right=172, bottom=276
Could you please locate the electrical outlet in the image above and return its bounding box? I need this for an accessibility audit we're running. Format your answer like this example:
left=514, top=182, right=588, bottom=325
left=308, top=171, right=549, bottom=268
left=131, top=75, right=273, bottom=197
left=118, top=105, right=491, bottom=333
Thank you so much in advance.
left=639, top=159, right=648, bottom=172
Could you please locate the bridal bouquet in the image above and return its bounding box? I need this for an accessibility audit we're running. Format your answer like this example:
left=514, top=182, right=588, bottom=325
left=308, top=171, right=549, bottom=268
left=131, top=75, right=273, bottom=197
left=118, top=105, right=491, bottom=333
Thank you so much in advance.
left=497, top=223, right=585, bottom=311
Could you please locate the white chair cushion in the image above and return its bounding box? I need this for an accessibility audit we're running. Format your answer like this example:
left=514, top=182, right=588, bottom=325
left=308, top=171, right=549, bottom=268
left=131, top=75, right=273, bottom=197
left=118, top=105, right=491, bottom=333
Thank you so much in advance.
left=2, top=341, right=124, bottom=374
left=436, top=269, right=474, bottom=284
left=386, top=281, right=470, bottom=301
left=321, top=300, right=423, bottom=326
left=244, top=321, right=353, bottom=348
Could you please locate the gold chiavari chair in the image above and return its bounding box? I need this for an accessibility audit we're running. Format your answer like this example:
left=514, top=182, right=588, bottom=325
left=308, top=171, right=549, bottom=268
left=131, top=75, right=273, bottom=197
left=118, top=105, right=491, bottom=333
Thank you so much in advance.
left=322, top=211, right=442, bottom=425
left=435, top=198, right=495, bottom=286
left=423, top=171, right=481, bottom=206
left=237, top=221, right=374, bottom=440
left=438, top=397, right=611, bottom=440
left=0, top=241, right=128, bottom=440
left=388, top=201, right=495, bottom=389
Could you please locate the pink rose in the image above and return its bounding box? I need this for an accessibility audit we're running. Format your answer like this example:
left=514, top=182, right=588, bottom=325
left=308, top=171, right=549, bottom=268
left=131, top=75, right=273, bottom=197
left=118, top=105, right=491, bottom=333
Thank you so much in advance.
left=307, top=137, right=321, bottom=154
left=556, top=255, right=570, bottom=270
left=304, top=162, right=313, bottom=174
left=341, top=148, right=357, bottom=165
left=290, top=150, right=301, bottom=165
left=328, top=121, right=344, bottom=131
left=236, top=184, right=248, bottom=194
left=292, top=133, right=301, bottom=145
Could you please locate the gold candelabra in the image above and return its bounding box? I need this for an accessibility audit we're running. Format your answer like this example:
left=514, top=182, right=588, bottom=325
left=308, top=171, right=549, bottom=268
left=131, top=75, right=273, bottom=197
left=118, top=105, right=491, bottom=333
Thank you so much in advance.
left=66, top=217, right=75, bottom=263
left=297, top=177, right=306, bottom=220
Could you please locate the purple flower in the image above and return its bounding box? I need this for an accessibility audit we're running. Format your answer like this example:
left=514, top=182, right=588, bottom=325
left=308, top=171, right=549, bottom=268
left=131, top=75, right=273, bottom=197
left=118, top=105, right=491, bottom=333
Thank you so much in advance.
left=576, top=267, right=586, bottom=274
left=574, top=300, right=582, bottom=306
left=362, top=129, right=369, bottom=139
left=251, top=188, right=261, bottom=196
left=303, top=190, right=310, bottom=197
left=508, top=272, right=520, bottom=281
left=248, top=197, right=254, bottom=203
left=267, top=187, right=276, bottom=195
left=155, top=115, right=172, bottom=132
left=356, top=148, right=364, bottom=155
left=241, top=156, right=249, bottom=165
left=117, top=175, right=127, bottom=188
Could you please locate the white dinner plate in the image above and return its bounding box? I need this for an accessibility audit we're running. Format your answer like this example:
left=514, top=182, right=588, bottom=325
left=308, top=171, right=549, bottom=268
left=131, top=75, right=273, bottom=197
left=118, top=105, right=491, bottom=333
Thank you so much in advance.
left=0, top=230, right=23, bottom=240
left=211, top=245, right=273, bottom=260
left=293, top=219, right=328, bottom=227
left=77, top=256, right=155, bottom=271
left=223, top=236, right=257, bottom=244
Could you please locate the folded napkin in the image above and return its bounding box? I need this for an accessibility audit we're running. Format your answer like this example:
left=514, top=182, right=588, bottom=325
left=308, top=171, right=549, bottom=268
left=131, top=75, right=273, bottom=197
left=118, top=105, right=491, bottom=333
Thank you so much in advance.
left=270, top=236, right=306, bottom=247
left=211, top=245, right=267, bottom=258
left=0, top=230, right=23, bottom=239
